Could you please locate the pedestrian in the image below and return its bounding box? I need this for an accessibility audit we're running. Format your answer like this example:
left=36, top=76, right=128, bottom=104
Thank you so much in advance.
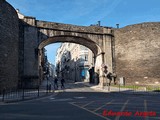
left=106, top=72, right=112, bottom=86
left=54, top=77, right=58, bottom=89
left=61, top=78, right=65, bottom=89
left=49, top=84, right=52, bottom=92
left=111, top=72, right=117, bottom=85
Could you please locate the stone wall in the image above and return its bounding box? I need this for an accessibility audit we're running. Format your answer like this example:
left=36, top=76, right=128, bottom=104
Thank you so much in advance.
left=19, top=18, right=39, bottom=88
left=2, top=0, right=160, bottom=88
left=0, top=1, right=19, bottom=91
left=36, top=20, right=112, bottom=34
left=114, top=22, right=160, bottom=85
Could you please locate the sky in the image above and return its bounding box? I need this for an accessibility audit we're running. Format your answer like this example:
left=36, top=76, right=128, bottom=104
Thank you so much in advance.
left=6, top=0, right=160, bottom=65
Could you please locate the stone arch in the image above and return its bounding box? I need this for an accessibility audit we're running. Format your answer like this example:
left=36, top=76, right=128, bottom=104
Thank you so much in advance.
left=38, top=35, right=102, bottom=55
left=19, top=17, right=113, bottom=87
left=0, top=0, right=19, bottom=91
left=38, top=35, right=104, bottom=84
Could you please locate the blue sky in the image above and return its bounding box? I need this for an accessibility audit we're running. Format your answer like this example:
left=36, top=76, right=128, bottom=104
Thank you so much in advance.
left=6, top=0, right=160, bottom=64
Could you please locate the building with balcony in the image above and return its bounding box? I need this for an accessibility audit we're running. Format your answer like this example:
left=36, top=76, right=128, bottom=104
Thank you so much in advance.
left=48, top=63, right=56, bottom=78
left=55, top=43, right=94, bottom=83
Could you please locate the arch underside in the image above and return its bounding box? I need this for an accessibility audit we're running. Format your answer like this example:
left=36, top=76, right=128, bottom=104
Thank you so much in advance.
left=38, top=35, right=102, bottom=56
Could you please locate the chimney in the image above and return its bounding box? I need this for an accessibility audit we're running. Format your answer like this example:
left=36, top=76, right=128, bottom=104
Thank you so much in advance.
left=116, top=24, right=119, bottom=28
left=98, top=21, right=101, bottom=26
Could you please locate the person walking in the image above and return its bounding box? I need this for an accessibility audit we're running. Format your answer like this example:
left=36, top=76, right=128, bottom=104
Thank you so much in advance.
left=112, top=72, right=117, bottom=85
left=54, top=77, right=58, bottom=90
left=61, top=78, right=65, bottom=89
left=106, top=72, right=112, bottom=85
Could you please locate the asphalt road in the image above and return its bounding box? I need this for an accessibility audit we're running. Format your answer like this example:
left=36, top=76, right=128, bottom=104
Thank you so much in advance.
left=0, top=86, right=160, bottom=120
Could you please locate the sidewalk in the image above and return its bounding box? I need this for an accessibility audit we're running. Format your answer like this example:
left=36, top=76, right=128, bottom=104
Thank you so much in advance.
left=83, top=83, right=160, bottom=95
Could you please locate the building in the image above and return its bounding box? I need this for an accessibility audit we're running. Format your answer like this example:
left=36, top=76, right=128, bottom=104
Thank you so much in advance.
left=48, top=63, right=56, bottom=78
left=55, top=43, right=94, bottom=83
left=39, top=48, right=48, bottom=82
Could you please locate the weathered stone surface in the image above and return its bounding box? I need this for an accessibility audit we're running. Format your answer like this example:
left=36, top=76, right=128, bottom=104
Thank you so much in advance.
left=1, top=1, right=160, bottom=88
left=23, top=26, right=39, bottom=76
left=20, top=17, right=113, bottom=85
left=0, top=1, right=19, bottom=91
left=36, top=20, right=112, bottom=34
left=13, top=16, right=160, bottom=86
left=114, top=22, right=160, bottom=84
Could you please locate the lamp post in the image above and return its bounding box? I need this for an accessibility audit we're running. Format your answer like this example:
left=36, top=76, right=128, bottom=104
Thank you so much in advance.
left=75, top=62, right=77, bottom=82
left=101, top=52, right=105, bottom=89
left=45, top=63, right=49, bottom=93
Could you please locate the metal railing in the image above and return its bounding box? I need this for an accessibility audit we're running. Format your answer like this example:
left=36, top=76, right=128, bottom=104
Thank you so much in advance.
left=110, top=84, right=160, bottom=94
left=0, top=84, right=53, bottom=103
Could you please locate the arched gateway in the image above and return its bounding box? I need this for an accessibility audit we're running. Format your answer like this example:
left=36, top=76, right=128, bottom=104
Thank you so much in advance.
left=18, top=13, right=114, bottom=88
left=1, top=1, right=160, bottom=91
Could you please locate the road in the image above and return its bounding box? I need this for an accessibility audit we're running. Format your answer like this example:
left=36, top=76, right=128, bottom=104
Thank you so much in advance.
left=0, top=85, right=160, bottom=120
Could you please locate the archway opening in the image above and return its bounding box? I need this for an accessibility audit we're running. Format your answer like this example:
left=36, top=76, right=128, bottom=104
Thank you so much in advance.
left=38, top=35, right=101, bottom=55
left=38, top=35, right=102, bottom=85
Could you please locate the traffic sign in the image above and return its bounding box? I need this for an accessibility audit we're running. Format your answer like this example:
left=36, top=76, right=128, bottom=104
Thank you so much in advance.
left=101, top=64, right=107, bottom=68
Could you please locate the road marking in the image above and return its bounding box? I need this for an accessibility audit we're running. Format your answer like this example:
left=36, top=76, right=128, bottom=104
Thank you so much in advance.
left=50, top=98, right=55, bottom=100
left=55, top=90, right=64, bottom=92
left=51, top=98, right=73, bottom=101
left=82, top=101, right=94, bottom=107
left=93, top=100, right=113, bottom=112
left=69, top=102, right=111, bottom=120
left=144, top=100, right=149, bottom=120
left=74, top=96, right=86, bottom=99
left=115, top=99, right=129, bottom=120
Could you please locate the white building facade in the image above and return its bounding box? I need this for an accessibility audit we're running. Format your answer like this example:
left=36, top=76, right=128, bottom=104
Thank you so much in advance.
left=55, top=43, right=94, bottom=82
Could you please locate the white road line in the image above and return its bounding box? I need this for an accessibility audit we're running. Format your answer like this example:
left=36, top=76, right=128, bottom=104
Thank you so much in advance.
left=144, top=100, right=149, bottom=120
left=74, top=96, right=86, bottom=99
left=82, top=101, right=94, bottom=107
left=51, top=98, right=73, bottom=101
left=50, top=98, right=55, bottom=100
left=115, top=99, right=129, bottom=120
left=94, top=100, right=113, bottom=112
left=70, top=102, right=111, bottom=120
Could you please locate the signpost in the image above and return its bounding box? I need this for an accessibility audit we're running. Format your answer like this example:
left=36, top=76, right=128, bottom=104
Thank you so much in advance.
left=101, top=64, right=109, bottom=90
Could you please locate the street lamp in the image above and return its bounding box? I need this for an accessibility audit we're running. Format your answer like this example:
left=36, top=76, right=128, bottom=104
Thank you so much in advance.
left=75, top=62, right=77, bottom=82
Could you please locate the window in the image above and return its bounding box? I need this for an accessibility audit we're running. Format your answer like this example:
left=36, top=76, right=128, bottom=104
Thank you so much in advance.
left=80, top=54, right=88, bottom=61
left=85, top=55, right=88, bottom=61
